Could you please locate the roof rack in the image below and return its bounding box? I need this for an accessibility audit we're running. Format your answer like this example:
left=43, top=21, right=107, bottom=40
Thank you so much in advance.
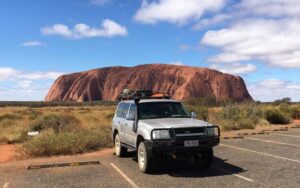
left=118, top=89, right=170, bottom=101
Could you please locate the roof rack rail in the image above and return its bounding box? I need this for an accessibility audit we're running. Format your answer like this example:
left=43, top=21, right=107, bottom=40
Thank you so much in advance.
left=118, top=89, right=170, bottom=101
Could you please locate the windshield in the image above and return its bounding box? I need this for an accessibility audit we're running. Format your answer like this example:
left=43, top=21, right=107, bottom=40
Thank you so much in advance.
left=138, top=102, right=191, bottom=119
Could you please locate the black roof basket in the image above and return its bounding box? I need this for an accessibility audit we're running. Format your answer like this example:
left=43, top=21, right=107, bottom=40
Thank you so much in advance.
left=118, top=89, right=170, bottom=101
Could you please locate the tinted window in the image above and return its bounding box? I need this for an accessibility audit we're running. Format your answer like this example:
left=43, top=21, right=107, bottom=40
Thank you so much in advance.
left=116, top=103, right=124, bottom=117
left=138, top=102, right=190, bottom=120
left=121, top=103, right=130, bottom=118
left=129, top=103, right=137, bottom=116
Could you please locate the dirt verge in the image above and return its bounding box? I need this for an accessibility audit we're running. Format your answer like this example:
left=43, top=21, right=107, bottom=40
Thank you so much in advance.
left=0, top=144, right=17, bottom=163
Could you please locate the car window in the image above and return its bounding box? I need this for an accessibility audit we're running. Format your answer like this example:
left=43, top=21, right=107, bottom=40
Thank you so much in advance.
left=129, top=103, right=137, bottom=116
left=138, top=102, right=190, bottom=119
left=116, top=103, right=124, bottom=118
left=121, top=103, right=130, bottom=118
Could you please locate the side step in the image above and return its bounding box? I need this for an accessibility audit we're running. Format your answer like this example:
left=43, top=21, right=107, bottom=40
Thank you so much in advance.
left=121, top=142, right=136, bottom=150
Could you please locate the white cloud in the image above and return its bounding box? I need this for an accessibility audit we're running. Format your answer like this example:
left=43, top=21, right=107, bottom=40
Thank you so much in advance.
left=0, top=67, right=18, bottom=81
left=21, top=41, right=46, bottom=47
left=41, top=19, right=128, bottom=39
left=0, top=85, right=50, bottom=101
left=134, top=0, right=225, bottom=24
left=0, top=67, right=64, bottom=81
left=237, top=0, right=300, bottom=18
left=16, top=80, right=32, bottom=89
left=21, top=71, right=64, bottom=80
left=0, top=67, right=64, bottom=101
left=209, top=62, right=257, bottom=75
left=169, top=61, right=184, bottom=66
left=257, top=79, right=286, bottom=88
left=193, top=13, right=232, bottom=30
left=201, top=18, right=300, bottom=68
left=208, top=53, right=251, bottom=63
left=42, top=24, right=73, bottom=38
left=90, top=0, right=110, bottom=6
left=248, top=79, right=300, bottom=102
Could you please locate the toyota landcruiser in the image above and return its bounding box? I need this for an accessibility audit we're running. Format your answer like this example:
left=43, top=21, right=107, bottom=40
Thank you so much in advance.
left=112, top=90, right=220, bottom=173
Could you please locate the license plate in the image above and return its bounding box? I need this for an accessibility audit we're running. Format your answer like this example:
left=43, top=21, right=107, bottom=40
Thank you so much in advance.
left=184, top=140, right=199, bottom=147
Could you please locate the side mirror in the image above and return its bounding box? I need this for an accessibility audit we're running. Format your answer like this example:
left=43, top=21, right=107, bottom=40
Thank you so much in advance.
left=191, top=112, right=197, bottom=118
left=126, top=114, right=135, bottom=121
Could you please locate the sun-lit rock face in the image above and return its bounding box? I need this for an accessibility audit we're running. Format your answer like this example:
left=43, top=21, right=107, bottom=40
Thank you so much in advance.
left=45, top=64, right=253, bottom=102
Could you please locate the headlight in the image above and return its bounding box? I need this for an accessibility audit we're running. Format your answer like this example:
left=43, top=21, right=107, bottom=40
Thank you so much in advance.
left=152, top=130, right=171, bottom=140
left=206, top=126, right=220, bottom=136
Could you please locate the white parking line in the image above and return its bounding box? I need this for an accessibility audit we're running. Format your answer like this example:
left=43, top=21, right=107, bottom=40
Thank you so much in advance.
left=110, top=163, right=139, bottom=188
left=220, top=144, right=300, bottom=164
left=213, top=166, right=254, bottom=183
left=245, top=137, right=300, bottom=147
left=272, top=133, right=300, bottom=138
left=3, top=182, right=9, bottom=188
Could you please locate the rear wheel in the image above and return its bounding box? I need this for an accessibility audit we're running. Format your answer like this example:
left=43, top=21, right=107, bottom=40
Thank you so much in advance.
left=194, top=148, right=213, bottom=168
left=138, top=141, right=155, bottom=173
left=114, top=134, right=127, bottom=157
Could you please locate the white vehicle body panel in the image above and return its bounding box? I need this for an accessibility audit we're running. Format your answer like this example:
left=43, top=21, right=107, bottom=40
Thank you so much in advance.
left=140, top=118, right=211, bottom=129
left=112, top=99, right=213, bottom=148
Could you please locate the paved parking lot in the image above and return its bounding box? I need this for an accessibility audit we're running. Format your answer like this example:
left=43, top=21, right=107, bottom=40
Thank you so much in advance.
left=1, top=128, right=299, bottom=188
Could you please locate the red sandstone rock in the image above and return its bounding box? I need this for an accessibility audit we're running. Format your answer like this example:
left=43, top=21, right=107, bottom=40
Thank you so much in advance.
left=45, top=64, right=253, bottom=102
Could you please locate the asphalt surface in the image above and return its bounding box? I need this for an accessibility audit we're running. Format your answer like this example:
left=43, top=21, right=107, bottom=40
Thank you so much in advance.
left=1, top=128, right=299, bottom=188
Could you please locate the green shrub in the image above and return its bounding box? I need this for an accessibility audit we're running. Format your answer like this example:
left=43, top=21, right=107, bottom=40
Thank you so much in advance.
left=277, top=104, right=300, bottom=120
left=273, top=97, right=291, bottom=105
left=265, top=109, right=291, bottom=124
left=0, top=119, right=15, bottom=127
left=211, top=103, right=264, bottom=131
left=186, top=105, right=209, bottom=121
left=221, top=120, right=256, bottom=131
left=0, top=120, right=28, bottom=144
left=220, top=105, right=241, bottom=121
left=221, top=103, right=263, bottom=122
left=24, top=113, right=113, bottom=156
left=30, top=114, right=81, bottom=134
left=290, top=106, right=300, bottom=119
left=23, top=128, right=112, bottom=156
left=28, top=110, right=43, bottom=120
left=0, top=114, right=21, bottom=122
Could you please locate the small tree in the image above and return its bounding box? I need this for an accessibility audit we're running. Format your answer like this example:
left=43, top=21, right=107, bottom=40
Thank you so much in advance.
left=273, top=97, right=291, bottom=105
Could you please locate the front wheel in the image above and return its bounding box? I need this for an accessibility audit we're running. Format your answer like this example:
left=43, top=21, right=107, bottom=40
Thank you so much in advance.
left=194, top=148, right=213, bottom=169
left=138, top=141, right=155, bottom=173
left=114, top=134, right=127, bottom=157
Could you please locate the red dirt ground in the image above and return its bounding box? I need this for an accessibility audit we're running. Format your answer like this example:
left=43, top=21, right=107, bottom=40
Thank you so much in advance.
left=292, top=119, right=300, bottom=125
left=0, top=144, right=16, bottom=163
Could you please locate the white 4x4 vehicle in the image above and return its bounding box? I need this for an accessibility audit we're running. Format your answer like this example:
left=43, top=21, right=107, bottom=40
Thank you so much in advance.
left=112, top=90, right=220, bottom=173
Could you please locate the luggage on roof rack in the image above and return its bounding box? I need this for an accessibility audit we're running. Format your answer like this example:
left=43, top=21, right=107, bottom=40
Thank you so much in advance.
left=118, top=89, right=170, bottom=101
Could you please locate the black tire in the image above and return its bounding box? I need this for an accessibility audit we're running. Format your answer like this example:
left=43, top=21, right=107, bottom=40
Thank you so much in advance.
left=114, top=134, right=127, bottom=157
left=194, top=148, right=213, bottom=169
left=137, top=141, right=155, bottom=173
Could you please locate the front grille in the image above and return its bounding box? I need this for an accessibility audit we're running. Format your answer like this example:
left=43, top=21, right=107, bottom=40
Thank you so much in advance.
left=173, top=127, right=205, bottom=139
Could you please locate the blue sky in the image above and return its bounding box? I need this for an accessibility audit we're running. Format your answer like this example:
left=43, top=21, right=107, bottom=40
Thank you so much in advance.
left=1, top=0, right=300, bottom=101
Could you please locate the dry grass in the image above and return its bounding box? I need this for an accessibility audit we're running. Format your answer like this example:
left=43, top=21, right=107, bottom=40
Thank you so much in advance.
left=0, top=105, right=115, bottom=156
left=1, top=101, right=299, bottom=157
left=0, top=108, right=30, bottom=144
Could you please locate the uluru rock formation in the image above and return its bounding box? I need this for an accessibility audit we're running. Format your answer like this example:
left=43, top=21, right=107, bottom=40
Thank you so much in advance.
left=45, top=64, right=253, bottom=102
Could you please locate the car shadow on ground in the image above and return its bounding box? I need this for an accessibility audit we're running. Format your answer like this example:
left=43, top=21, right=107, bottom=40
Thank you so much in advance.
left=124, top=151, right=246, bottom=178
